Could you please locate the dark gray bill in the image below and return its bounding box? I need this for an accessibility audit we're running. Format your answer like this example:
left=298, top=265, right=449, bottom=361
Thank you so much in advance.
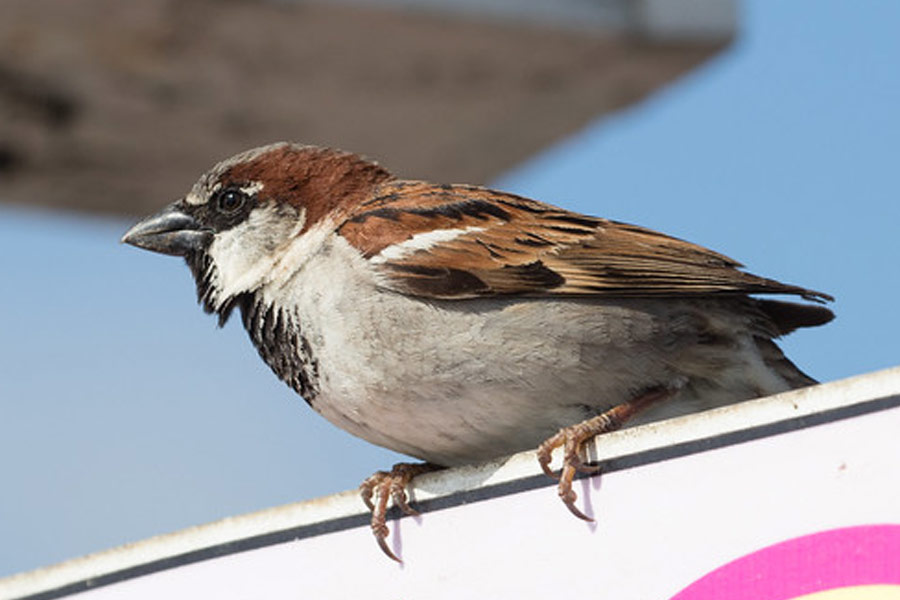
left=121, top=205, right=212, bottom=256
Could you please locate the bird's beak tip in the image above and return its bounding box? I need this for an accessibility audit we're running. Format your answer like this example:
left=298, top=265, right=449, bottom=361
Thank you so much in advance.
left=120, top=207, right=209, bottom=256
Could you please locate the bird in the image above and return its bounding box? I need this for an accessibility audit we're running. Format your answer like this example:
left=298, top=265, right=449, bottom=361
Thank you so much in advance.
left=122, top=142, right=833, bottom=561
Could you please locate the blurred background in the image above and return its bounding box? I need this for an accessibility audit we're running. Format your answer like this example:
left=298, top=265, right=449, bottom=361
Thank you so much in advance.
left=1, top=0, right=897, bottom=578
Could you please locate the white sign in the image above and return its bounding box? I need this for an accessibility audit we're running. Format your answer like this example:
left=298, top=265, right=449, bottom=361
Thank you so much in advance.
left=3, top=368, right=900, bottom=600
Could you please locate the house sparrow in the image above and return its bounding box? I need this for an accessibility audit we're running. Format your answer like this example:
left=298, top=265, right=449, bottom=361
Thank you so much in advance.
left=122, top=142, right=833, bottom=561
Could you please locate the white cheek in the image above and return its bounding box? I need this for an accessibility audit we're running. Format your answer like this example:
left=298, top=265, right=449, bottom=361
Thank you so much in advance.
left=207, top=209, right=308, bottom=306
left=208, top=229, right=268, bottom=305
left=370, top=225, right=485, bottom=263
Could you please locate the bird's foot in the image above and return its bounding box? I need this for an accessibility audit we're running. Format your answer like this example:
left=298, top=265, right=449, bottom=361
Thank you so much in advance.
left=536, top=387, right=675, bottom=521
left=359, top=462, right=442, bottom=562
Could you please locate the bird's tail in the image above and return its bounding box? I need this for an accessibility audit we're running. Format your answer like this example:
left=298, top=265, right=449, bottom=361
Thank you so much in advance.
left=751, top=298, right=834, bottom=389
left=755, top=298, right=834, bottom=336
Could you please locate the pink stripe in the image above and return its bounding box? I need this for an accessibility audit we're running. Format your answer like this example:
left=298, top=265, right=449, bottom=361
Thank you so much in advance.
left=671, top=525, right=900, bottom=600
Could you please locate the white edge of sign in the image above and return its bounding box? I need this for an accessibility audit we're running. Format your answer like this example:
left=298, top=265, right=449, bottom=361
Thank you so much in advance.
left=2, top=365, right=899, bottom=599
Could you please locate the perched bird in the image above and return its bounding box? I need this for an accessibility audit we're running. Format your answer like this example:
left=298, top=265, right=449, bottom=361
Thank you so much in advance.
left=122, top=142, right=833, bottom=561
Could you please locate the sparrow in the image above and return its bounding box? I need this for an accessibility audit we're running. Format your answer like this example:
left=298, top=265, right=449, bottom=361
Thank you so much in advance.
left=122, top=142, right=833, bottom=561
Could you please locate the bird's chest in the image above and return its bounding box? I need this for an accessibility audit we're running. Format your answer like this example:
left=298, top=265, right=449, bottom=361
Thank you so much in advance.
left=238, top=238, right=395, bottom=408
left=240, top=298, right=321, bottom=402
left=240, top=257, right=491, bottom=457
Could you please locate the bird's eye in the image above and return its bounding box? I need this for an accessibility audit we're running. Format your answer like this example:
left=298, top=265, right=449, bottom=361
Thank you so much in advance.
left=216, top=189, right=247, bottom=214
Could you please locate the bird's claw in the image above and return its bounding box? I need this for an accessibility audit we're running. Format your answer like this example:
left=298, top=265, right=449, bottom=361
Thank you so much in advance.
left=358, top=462, right=441, bottom=563
left=537, top=418, right=612, bottom=522
left=537, top=388, right=675, bottom=522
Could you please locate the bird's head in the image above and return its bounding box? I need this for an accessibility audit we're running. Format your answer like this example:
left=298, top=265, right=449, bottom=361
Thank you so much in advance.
left=121, top=142, right=393, bottom=322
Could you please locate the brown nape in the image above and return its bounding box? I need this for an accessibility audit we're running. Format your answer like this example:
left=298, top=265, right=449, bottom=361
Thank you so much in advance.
left=756, top=299, right=835, bottom=336
left=222, top=145, right=395, bottom=231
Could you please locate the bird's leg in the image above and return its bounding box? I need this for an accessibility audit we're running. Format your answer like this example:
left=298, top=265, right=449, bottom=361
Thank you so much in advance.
left=359, top=462, right=443, bottom=562
left=536, top=387, right=675, bottom=521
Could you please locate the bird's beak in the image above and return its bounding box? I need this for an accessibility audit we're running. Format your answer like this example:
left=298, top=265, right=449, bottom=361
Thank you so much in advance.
left=121, top=204, right=212, bottom=256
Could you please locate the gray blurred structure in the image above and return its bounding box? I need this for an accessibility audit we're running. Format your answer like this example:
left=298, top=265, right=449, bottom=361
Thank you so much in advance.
left=0, top=0, right=736, bottom=217
left=314, top=0, right=737, bottom=38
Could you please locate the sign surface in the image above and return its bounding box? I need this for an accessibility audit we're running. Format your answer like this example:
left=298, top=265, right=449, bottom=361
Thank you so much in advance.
left=3, top=371, right=900, bottom=600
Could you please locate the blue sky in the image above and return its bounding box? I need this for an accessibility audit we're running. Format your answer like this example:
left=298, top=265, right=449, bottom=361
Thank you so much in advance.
left=1, top=0, right=898, bottom=578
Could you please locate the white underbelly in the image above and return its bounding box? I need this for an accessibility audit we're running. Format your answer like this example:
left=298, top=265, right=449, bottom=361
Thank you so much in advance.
left=262, top=238, right=788, bottom=466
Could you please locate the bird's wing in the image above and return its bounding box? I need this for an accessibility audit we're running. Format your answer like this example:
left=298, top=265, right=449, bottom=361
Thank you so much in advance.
left=337, top=181, right=833, bottom=302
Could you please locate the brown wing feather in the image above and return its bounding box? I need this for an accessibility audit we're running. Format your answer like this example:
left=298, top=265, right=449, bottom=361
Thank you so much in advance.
left=338, top=181, right=834, bottom=303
